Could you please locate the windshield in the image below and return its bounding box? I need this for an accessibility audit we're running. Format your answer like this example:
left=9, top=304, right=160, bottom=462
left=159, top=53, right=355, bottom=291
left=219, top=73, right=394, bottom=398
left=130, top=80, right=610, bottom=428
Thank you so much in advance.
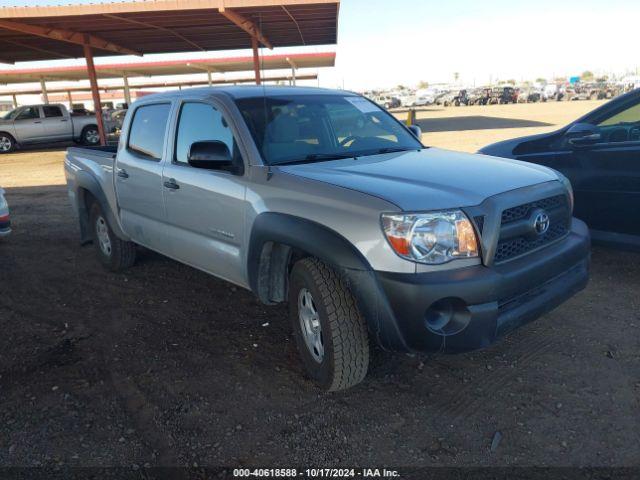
left=1, top=109, right=17, bottom=120
left=235, top=94, right=422, bottom=165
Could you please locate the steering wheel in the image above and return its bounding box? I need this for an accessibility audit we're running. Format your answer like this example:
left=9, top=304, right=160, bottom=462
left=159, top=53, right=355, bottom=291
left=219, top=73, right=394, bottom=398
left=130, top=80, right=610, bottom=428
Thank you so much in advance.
left=339, top=135, right=361, bottom=147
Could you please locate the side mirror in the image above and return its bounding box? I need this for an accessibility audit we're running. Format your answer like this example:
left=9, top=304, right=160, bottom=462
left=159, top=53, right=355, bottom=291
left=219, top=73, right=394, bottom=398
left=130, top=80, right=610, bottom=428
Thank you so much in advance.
left=566, top=122, right=601, bottom=148
left=188, top=141, right=233, bottom=170
left=408, top=124, right=422, bottom=140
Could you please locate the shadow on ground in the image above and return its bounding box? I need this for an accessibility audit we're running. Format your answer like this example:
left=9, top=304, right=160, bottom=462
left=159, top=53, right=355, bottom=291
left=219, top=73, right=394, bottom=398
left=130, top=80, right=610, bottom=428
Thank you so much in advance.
left=415, top=116, right=553, bottom=132
left=0, top=183, right=639, bottom=468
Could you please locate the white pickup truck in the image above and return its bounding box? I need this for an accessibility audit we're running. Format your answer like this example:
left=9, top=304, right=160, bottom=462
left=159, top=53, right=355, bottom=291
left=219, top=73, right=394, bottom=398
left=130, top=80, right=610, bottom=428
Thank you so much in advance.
left=0, top=103, right=103, bottom=153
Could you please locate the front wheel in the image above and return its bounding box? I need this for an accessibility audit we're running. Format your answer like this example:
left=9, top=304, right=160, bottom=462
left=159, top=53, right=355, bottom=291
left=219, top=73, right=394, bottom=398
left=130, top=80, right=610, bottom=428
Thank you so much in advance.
left=288, top=258, right=370, bottom=391
left=0, top=133, right=16, bottom=153
left=89, top=202, right=136, bottom=271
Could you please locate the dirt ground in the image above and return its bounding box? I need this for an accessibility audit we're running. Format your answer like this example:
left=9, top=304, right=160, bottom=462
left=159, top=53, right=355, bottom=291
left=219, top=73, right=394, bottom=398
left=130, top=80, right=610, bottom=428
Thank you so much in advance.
left=0, top=101, right=639, bottom=470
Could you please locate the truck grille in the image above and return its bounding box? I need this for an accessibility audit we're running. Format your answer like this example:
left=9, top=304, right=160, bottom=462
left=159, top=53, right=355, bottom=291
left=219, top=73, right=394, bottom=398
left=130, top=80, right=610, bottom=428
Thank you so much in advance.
left=494, top=195, right=570, bottom=263
left=500, top=195, right=565, bottom=224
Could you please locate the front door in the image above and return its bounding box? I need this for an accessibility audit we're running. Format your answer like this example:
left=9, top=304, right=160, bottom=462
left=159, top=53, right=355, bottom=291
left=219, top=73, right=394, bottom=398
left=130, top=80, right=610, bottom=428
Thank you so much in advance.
left=161, top=101, right=247, bottom=286
left=115, top=102, right=173, bottom=254
left=557, top=98, right=640, bottom=238
left=13, top=106, right=45, bottom=142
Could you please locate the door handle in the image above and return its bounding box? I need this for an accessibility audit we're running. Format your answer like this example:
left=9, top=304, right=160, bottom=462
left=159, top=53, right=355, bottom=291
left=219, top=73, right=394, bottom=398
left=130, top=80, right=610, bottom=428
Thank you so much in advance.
left=34, top=121, right=42, bottom=124
left=60, top=119, right=68, bottom=122
left=568, top=133, right=601, bottom=148
left=164, top=179, right=180, bottom=190
left=116, top=168, right=129, bottom=179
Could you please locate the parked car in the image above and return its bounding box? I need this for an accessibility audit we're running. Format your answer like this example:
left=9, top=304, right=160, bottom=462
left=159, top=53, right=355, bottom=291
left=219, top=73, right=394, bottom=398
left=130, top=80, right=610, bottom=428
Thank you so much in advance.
left=480, top=88, right=640, bottom=251
left=518, top=88, right=546, bottom=103
left=66, top=86, right=590, bottom=390
left=0, top=104, right=102, bottom=153
left=468, top=87, right=491, bottom=106
left=374, top=95, right=401, bottom=109
left=488, top=86, right=517, bottom=104
left=0, top=187, right=10, bottom=237
left=110, top=109, right=129, bottom=133
left=441, top=89, right=469, bottom=106
left=412, top=87, right=446, bottom=106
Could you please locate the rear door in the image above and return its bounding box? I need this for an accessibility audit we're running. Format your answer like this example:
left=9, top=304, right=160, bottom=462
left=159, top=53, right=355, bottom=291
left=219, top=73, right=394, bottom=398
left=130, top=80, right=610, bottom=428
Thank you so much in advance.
left=115, top=101, right=173, bottom=254
left=41, top=105, right=72, bottom=140
left=161, top=100, right=247, bottom=286
left=13, top=106, right=45, bottom=142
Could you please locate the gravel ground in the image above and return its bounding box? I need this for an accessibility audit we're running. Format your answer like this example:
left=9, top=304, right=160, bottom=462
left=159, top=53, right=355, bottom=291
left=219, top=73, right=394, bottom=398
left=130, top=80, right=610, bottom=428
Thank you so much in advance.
left=0, top=102, right=638, bottom=470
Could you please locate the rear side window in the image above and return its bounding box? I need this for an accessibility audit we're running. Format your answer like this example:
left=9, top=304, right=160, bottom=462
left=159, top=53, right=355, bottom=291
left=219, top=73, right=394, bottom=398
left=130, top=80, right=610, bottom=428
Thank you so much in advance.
left=127, top=103, right=171, bottom=160
left=43, top=106, right=63, bottom=118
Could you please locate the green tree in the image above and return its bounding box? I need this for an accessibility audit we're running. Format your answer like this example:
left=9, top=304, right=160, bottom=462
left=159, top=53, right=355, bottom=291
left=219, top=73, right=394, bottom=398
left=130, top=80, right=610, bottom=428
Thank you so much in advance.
left=581, top=71, right=595, bottom=81
left=417, top=80, right=429, bottom=89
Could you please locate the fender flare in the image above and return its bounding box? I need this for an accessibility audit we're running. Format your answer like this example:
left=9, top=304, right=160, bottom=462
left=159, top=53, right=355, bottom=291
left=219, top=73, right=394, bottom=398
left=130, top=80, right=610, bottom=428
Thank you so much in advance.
left=75, top=170, right=129, bottom=244
left=247, top=212, right=409, bottom=352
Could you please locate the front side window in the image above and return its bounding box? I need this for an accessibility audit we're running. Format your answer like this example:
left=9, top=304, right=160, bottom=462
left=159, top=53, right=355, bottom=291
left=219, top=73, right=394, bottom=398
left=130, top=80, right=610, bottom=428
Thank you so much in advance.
left=235, top=94, right=422, bottom=165
left=127, top=103, right=171, bottom=160
left=597, top=100, right=640, bottom=142
left=175, top=102, right=235, bottom=164
left=43, top=106, right=63, bottom=118
left=15, top=107, right=40, bottom=120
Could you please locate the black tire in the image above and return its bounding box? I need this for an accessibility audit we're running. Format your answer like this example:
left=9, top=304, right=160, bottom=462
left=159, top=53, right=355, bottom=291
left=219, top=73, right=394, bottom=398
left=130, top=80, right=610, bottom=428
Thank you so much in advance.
left=288, top=258, right=369, bottom=391
left=0, top=133, right=16, bottom=154
left=81, top=125, right=100, bottom=146
left=89, top=201, right=136, bottom=271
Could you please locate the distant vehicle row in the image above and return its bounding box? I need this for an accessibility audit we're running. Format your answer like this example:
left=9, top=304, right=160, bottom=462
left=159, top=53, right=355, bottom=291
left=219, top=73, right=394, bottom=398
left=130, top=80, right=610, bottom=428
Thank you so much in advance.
left=368, top=82, right=629, bottom=110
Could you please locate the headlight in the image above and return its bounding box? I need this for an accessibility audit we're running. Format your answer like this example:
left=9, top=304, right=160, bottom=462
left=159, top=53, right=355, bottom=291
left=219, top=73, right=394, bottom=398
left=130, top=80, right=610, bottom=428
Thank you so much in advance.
left=381, top=210, right=479, bottom=264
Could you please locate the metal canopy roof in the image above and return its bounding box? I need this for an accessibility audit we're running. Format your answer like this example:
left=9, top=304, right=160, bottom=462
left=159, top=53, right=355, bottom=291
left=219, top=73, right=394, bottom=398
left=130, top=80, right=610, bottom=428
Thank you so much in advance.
left=0, top=73, right=319, bottom=96
left=0, top=51, right=334, bottom=84
left=0, top=0, right=340, bottom=64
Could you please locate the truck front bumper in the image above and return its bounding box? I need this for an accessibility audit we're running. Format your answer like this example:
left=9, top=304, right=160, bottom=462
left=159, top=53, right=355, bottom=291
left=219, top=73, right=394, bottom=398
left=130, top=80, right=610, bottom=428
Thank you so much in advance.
left=368, top=218, right=590, bottom=353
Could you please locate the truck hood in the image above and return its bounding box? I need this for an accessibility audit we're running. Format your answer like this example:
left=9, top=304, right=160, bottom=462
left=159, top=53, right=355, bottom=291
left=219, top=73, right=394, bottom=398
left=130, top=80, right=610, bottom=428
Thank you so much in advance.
left=276, top=147, right=559, bottom=211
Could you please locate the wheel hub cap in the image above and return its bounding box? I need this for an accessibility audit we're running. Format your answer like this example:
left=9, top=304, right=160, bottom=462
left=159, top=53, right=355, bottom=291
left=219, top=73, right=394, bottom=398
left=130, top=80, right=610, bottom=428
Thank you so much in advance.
left=298, top=288, right=324, bottom=363
left=0, top=136, right=11, bottom=152
left=86, top=129, right=100, bottom=144
left=95, top=216, right=112, bottom=256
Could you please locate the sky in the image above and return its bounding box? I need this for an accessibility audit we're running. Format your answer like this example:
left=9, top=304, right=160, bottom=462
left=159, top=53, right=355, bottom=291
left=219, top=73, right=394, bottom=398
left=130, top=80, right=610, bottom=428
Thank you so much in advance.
left=0, top=0, right=639, bottom=91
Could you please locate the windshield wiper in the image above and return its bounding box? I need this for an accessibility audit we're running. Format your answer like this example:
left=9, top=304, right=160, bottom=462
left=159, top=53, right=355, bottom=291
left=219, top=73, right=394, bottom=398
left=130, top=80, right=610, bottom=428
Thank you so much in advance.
left=275, top=153, right=356, bottom=165
left=371, top=147, right=416, bottom=155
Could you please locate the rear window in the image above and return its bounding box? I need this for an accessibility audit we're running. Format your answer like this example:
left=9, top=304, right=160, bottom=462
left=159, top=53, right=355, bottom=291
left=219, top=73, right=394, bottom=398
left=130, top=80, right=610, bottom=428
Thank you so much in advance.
left=127, top=103, right=171, bottom=160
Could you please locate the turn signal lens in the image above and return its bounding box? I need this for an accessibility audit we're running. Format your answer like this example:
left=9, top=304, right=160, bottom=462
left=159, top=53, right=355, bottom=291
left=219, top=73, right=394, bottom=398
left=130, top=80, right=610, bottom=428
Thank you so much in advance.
left=455, top=218, right=479, bottom=257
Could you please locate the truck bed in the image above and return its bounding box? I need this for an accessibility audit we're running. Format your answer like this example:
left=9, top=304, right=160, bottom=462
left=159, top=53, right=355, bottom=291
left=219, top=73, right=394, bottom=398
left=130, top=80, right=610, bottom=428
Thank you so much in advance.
left=68, top=145, right=117, bottom=158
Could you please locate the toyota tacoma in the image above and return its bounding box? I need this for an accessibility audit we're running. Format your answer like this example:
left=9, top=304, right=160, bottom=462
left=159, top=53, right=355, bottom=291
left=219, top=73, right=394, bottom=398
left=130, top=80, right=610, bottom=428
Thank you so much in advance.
left=65, top=86, right=590, bottom=391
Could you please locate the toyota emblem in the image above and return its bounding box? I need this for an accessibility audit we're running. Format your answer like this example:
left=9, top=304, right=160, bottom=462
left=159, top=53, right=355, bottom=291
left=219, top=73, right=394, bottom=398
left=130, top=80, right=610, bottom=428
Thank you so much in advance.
left=533, top=211, right=550, bottom=235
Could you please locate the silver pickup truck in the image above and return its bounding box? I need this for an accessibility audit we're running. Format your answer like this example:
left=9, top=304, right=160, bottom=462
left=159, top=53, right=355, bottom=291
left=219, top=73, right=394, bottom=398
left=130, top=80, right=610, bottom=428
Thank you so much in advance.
left=0, top=103, right=101, bottom=153
left=65, top=86, right=590, bottom=391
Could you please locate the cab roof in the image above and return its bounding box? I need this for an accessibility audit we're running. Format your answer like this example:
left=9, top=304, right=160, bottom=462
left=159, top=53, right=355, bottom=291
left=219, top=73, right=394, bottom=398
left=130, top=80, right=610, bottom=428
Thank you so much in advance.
left=136, top=85, right=359, bottom=102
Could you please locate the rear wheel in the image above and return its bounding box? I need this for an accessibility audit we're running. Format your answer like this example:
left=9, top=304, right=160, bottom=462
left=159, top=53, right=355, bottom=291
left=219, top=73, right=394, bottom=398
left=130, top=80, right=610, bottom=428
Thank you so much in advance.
left=288, top=258, right=369, bottom=391
left=89, top=201, right=136, bottom=271
left=0, top=133, right=15, bottom=153
left=81, top=125, right=100, bottom=145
